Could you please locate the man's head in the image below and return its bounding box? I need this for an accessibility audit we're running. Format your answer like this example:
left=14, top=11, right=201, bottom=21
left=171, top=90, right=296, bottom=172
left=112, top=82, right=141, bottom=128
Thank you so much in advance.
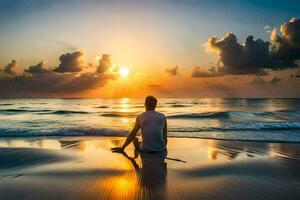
left=145, top=95, right=157, bottom=111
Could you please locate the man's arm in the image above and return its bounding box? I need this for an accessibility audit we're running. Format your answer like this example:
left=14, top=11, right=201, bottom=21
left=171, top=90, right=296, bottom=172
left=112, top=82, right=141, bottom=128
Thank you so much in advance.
left=163, top=117, right=168, bottom=147
left=111, top=116, right=140, bottom=152
left=121, top=117, right=140, bottom=150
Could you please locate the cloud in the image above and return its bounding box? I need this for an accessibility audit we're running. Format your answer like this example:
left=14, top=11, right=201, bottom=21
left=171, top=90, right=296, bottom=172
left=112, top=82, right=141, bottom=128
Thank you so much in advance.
left=0, top=50, right=118, bottom=97
left=53, top=50, right=86, bottom=73
left=251, top=76, right=283, bottom=85
left=250, top=77, right=267, bottom=85
left=205, top=33, right=271, bottom=75
left=271, top=17, right=300, bottom=67
left=255, top=69, right=269, bottom=76
left=264, top=25, right=272, bottom=33
left=203, top=17, right=300, bottom=77
left=24, top=61, right=52, bottom=73
left=1, top=60, right=17, bottom=75
left=43, top=39, right=78, bottom=51
left=165, top=65, right=179, bottom=76
left=0, top=72, right=114, bottom=97
left=270, top=76, right=281, bottom=84
left=97, top=54, right=112, bottom=73
left=191, top=66, right=223, bottom=77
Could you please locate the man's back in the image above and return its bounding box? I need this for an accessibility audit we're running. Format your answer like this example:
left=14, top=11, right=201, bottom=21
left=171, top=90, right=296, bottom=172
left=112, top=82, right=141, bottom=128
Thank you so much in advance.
left=111, top=96, right=167, bottom=154
left=138, top=111, right=166, bottom=152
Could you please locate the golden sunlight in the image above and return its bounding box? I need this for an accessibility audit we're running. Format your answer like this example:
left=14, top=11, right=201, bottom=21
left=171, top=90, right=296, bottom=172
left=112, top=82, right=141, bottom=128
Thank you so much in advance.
left=119, top=67, right=130, bottom=78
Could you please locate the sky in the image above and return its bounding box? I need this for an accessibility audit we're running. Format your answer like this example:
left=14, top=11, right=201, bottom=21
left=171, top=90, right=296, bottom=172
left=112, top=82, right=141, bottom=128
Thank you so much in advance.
left=0, top=0, right=299, bottom=98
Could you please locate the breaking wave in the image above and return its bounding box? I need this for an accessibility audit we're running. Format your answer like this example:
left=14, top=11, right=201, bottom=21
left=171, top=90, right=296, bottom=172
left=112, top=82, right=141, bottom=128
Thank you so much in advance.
left=0, top=127, right=128, bottom=137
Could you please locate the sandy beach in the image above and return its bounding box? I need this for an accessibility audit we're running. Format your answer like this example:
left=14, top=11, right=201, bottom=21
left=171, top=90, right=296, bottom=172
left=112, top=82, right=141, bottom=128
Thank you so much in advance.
left=0, top=137, right=299, bottom=200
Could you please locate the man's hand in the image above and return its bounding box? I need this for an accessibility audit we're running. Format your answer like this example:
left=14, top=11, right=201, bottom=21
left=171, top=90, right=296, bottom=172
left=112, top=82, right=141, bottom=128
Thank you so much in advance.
left=111, top=146, right=124, bottom=153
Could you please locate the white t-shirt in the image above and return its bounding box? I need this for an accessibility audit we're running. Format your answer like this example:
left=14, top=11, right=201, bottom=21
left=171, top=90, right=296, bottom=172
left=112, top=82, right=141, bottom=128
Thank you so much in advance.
left=137, top=111, right=166, bottom=152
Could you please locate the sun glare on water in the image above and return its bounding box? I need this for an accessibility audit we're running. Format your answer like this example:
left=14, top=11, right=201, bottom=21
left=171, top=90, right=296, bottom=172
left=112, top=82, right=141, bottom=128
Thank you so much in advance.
left=119, top=67, right=129, bottom=78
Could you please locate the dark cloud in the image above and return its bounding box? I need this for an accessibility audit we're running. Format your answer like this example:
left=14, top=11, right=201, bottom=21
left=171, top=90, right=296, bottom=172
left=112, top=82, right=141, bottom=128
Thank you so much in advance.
left=251, top=76, right=283, bottom=85
left=0, top=72, right=115, bottom=97
left=24, top=61, right=52, bottom=74
left=165, top=65, right=179, bottom=76
left=0, top=50, right=118, bottom=97
left=255, top=69, right=270, bottom=76
left=205, top=33, right=271, bottom=75
left=271, top=17, right=300, bottom=67
left=250, top=77, right=267, bottom=85
left=2, top=60, right=17, bottom=75
left=97, top=54, right=112, bottom=73
left=191, top=66, right=223, bottom=77
left=53, top=50, right=86, bottom=73
left=270, top=76, right=281, bottom=84
left=203, top=17, right=300, bottom=77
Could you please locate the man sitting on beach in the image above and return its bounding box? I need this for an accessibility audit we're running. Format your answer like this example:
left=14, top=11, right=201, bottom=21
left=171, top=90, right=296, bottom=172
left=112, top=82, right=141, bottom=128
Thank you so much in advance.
left=111, top=95, right=167, bottom=153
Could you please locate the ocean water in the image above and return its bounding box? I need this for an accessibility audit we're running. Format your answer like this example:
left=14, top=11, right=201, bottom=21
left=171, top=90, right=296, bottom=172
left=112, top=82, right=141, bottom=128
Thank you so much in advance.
left=1, top=98, right=300, bottom=142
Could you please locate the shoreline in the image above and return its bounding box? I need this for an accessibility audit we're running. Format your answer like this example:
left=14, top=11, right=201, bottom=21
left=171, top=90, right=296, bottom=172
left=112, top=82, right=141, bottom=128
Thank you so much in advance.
left=1, top=135, right=300, bottom=144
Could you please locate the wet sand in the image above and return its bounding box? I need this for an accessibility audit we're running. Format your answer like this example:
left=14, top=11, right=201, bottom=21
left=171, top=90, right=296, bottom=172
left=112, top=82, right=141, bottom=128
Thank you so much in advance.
left=0, top=137, right=300, bottom=200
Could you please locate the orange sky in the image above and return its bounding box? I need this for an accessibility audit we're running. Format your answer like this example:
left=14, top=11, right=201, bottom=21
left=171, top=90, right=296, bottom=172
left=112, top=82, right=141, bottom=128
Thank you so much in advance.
left=0, top=1, right=299, bottom=98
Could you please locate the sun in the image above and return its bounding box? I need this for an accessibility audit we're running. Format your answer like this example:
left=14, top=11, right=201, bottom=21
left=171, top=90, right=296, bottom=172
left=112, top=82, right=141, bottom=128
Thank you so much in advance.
left=119, top=67, right=129, bottom=78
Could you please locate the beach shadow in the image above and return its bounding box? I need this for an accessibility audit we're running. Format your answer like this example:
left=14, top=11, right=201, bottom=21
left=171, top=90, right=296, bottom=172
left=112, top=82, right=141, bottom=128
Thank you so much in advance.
left=0, top=148, right=72, bottom=170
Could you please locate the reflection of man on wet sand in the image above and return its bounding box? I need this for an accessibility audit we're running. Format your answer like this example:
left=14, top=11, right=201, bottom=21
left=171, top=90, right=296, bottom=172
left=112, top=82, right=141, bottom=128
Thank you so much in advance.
left=111, top=95, right=167, bottom=153
left=121, top=150, right=167, bottom=198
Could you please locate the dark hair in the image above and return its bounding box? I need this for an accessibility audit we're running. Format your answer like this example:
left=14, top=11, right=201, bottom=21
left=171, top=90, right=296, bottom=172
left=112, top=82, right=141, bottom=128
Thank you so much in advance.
left=145, top=95, right=157, bottom=110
